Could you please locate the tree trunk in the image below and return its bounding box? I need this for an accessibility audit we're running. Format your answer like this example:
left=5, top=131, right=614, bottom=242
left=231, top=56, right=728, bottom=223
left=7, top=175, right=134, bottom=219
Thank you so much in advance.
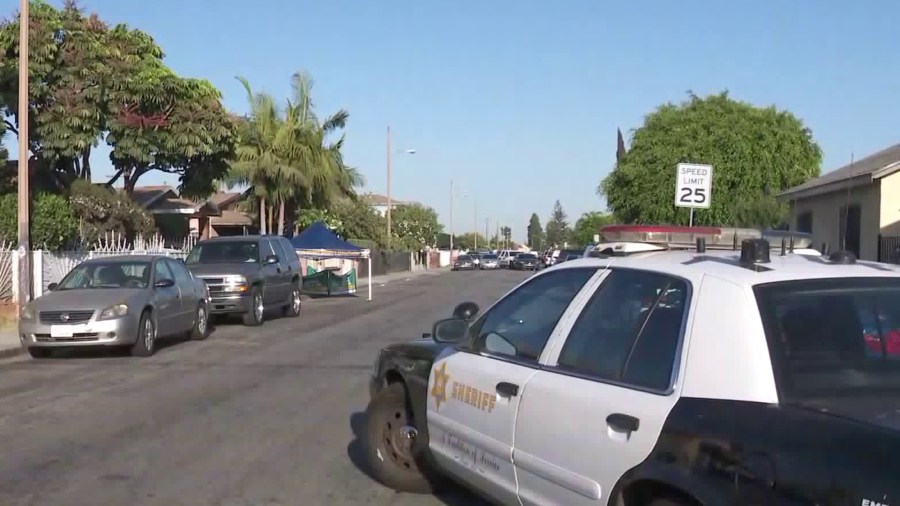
left=268, top=205, right=274, bottom=234
left=259, top=196, right=267, bottom=235
left=277, top=200, right=285, bottom=236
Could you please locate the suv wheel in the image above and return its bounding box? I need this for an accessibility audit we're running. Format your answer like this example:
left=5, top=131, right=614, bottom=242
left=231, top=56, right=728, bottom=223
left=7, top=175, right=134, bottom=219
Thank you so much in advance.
left=284, top=282, right=301, bottom=318
left=242, top=286, right=264, bottom=326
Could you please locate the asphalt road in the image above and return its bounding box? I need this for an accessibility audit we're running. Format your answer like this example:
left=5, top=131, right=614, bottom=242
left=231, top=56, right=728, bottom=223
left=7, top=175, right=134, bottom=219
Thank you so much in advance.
left=0, top=268, right=529, bottom=506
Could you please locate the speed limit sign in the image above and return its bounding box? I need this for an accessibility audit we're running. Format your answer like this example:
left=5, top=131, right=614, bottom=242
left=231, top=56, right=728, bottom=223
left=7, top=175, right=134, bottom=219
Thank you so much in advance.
left=675, top=163, right=713, bottom=209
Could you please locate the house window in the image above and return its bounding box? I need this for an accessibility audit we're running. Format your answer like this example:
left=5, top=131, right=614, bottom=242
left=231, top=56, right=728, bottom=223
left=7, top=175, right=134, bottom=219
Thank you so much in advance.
left=796, top=212, right=813, bottom=234
left=839, top=205, right=862, bottom=258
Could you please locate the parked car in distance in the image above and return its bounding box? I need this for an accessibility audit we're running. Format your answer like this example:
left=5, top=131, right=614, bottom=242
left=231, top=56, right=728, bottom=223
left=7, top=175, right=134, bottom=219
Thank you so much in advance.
left=19, top=255, right=210, bottom=359
left=498, top=250, right=516, bottom=269
left=185, top=235, right=302, bottom=326
left=452, top=254, right=476, bottom=271
left=511, top=252, right=540, bottom=270
left=554, top=249, right=584, bottom=264
left=478, top=253, right=499, bottom=270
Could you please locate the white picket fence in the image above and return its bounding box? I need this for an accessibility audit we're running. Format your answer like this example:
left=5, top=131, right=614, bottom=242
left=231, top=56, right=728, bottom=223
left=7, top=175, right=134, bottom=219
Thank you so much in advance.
left=6, top=233, right=196, bottom=303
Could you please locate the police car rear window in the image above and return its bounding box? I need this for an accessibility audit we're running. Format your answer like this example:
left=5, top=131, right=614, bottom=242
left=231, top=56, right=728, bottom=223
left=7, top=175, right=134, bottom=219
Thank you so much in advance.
left=755, top=277, right=900, bottom=400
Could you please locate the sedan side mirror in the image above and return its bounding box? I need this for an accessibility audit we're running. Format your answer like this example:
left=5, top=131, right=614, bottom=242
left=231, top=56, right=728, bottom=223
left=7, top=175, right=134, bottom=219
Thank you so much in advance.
left=154, top=278, right=175, bottom=288
left=452, top=301, right=480, bottom=321
left=265, top=255, right=279, bottom=265
left=432, top=317, right=470, bottom=344
left=47, top=282, right=58, bottom=291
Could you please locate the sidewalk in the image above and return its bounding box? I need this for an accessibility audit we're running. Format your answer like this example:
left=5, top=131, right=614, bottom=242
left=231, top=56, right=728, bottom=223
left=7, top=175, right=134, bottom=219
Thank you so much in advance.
left=357, top=266, right=448, bottom=288
left=0, top=330, right=20, bottom=359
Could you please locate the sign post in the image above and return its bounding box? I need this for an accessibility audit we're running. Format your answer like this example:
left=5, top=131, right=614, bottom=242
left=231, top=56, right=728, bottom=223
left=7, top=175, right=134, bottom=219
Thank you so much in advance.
left=675, top=163, right=713, bottom=226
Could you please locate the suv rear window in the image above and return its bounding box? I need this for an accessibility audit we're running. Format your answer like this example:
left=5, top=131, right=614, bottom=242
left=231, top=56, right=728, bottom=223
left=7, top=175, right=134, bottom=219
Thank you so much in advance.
left=755, top=277, right=900, bottom=400
left=186, top=241, right=259, bottom=264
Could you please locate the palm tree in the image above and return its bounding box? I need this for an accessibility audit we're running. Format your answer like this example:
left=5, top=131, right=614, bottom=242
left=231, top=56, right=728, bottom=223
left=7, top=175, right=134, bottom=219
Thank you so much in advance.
left=228, top=71, right=364, bottom=236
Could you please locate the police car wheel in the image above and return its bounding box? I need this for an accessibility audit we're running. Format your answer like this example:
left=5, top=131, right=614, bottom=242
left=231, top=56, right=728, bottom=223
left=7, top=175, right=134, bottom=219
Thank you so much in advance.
left=647, top=498, right=693, bottom=506
left=365, top=382, right=436, bottom=494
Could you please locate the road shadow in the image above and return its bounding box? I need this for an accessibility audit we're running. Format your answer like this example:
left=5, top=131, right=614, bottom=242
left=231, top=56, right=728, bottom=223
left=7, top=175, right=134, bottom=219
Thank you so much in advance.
left=347, top=411, right=490, bottom=506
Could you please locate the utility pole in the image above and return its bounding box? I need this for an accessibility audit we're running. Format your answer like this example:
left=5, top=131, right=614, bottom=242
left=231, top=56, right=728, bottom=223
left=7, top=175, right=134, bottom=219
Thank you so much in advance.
left=385, top=126, right=392, bottom=249
left=473, top=197, right=478, bottom=250
left=17, top=0, right=30, bottom=306
left=449, top=179, right=454, bottom=254
left=495, top=221, right=499, bottom=250
left=485, top=218, right=489, bottom=249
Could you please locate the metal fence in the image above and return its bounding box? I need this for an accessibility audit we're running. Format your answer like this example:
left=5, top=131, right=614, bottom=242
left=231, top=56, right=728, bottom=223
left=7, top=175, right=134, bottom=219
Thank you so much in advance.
left=878, top=234, right=900, bottom=264
left=25, top=233, right=196, bottom=300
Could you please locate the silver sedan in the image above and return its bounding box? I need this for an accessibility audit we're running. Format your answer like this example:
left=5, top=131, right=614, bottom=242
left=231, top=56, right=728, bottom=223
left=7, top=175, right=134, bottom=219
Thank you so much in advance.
left=18, top=255, right=210, bottom=358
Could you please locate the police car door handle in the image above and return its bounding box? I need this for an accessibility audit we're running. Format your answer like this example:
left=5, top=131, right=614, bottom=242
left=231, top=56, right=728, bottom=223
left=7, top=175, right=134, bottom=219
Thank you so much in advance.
left=607, top=413, right=640, bottom=433
left=496, top=382, right=519, bottom=397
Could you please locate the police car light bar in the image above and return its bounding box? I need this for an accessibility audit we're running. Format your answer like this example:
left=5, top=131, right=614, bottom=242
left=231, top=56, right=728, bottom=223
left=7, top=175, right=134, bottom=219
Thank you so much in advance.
left=600, top=225, right=763, bottom=250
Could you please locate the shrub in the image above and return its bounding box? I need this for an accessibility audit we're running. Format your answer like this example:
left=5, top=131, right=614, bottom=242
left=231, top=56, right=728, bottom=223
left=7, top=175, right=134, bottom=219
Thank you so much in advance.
left=69, top=180, right=156, bottom=245
left=0, top=193, right=79, bottom=250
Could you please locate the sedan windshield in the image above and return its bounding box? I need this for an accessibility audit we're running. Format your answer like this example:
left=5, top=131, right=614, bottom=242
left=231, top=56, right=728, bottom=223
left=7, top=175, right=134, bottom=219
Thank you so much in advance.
left=186, top=242, right=259, bottom=264
left=755, top=277, right=900, bottom=400
left=457, top=255, right=472, bottom=262
left=517, top=254, right=537, bottom=260
left=482, top=254, right=498, bottom=260
left=58, top=262, right=151, bottom=290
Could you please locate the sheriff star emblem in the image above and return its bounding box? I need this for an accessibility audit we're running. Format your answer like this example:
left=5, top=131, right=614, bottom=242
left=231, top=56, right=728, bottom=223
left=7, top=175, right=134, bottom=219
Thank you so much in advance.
left=430, top=362, right=450, bottom=411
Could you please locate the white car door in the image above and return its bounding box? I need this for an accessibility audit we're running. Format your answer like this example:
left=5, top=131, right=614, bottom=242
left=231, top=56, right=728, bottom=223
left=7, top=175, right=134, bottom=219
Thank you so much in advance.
left=427, top=267, right=601, bottom=506
left=513, top=268, right=693, bottom=506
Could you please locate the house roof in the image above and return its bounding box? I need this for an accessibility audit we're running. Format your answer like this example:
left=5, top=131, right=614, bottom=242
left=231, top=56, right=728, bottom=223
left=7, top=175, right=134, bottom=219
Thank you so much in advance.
left=130, top=186, right=176, bottom=208
left=209, top=192, right=243, bottom=207
left=779, top=143, right=900, bottom=200
left=212, top=210, right=254, bottom=226
left=129, top=185, right=221, bottom=216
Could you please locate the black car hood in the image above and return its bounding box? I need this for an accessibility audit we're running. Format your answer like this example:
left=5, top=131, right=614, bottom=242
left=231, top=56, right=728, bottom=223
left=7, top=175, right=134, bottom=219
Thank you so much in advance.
left=794, top=395, right=900, bottom=432
left=382, top=339, right=449, bottom=362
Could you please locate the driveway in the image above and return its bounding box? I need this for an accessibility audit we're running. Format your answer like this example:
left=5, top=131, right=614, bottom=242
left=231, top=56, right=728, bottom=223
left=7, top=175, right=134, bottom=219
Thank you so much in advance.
left=0, top=269, right=529, bottom=506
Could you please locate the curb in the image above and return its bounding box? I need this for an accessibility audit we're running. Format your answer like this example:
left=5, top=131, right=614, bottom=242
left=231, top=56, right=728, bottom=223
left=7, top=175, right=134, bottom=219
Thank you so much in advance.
left=0, top=346, right=23, bottom=359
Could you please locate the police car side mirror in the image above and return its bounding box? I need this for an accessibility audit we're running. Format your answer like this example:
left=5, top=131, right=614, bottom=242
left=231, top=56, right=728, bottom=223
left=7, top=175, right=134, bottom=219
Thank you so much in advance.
left=452, top=301, right=480, bottom=321
left=432, top=317, right=469, bottom=344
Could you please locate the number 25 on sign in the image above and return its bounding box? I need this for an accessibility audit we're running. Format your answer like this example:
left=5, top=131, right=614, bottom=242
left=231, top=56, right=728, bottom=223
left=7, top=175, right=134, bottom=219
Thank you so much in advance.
left=675, top=163, right=713, bottom=209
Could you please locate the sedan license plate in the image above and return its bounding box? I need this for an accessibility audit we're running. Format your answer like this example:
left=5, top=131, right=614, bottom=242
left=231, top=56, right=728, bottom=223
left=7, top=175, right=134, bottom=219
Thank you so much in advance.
left=50, top=325, right=76, bottom=338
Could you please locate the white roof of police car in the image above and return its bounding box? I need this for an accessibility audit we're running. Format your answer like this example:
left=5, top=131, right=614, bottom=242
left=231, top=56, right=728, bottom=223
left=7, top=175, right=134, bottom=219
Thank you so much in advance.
left=553, top=248, right=900, bottom=286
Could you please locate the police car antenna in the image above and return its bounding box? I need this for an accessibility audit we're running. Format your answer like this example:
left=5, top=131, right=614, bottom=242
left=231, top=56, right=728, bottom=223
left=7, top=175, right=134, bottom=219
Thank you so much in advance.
left=842, top=152, right=855, bottom=252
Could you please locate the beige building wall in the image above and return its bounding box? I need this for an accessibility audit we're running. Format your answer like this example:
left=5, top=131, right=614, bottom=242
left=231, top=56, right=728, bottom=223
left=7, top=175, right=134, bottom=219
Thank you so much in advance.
left=879, top=172, right=900, bottom=236
left=787, top=184, right=880, bottom=260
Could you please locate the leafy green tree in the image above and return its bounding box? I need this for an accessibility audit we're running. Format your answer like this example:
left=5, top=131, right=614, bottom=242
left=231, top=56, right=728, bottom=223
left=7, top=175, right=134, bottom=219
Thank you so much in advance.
left=544, top=200, right=571, bottom=247
left=0, top=1, right=236, bottom=193
left=0, top=193, right=79, bottom=250
left=454, top=233, right=487, bottom=251
left=733, top=196, right=788, bottom=229
left=391, top=203, right=443, bottom=250
left=527, top=213, right=543, bottom=250
left=599, top=92, right=822, bottom=225
left=573, top=211, right=614, bottom=246
left=329, top=197, right=387, bottom=249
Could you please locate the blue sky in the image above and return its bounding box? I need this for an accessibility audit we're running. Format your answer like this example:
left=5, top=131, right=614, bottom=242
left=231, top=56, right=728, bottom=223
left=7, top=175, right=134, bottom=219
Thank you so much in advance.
left=8, top=0, right=900, bottom=242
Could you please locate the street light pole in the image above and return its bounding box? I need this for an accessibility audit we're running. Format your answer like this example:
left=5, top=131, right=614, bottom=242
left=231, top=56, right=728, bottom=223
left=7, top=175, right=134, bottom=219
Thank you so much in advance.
left=449, top=179, right=454, bottom=253
left=386, top=126, right=392, bottom=248
left=473, top=196, right=477, bottom=250
left=17, top=0, right=30, bottom=305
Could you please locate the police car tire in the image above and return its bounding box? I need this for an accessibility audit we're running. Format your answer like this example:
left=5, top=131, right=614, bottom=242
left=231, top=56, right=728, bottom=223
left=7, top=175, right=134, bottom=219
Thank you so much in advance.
left=365, top=382, right=437, bottom=494
left=648, top=498, right=692, bottom=506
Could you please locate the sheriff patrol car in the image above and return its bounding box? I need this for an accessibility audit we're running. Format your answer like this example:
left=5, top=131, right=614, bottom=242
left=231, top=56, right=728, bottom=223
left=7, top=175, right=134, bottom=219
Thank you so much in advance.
left=365, top=225, right=900, bottom=505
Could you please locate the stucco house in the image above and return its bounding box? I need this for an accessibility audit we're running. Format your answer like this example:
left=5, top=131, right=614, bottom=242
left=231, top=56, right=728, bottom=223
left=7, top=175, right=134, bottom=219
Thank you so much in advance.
left=778, top=143, right=900, bottom=262
left=360, top=193, right=421, bottom=216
